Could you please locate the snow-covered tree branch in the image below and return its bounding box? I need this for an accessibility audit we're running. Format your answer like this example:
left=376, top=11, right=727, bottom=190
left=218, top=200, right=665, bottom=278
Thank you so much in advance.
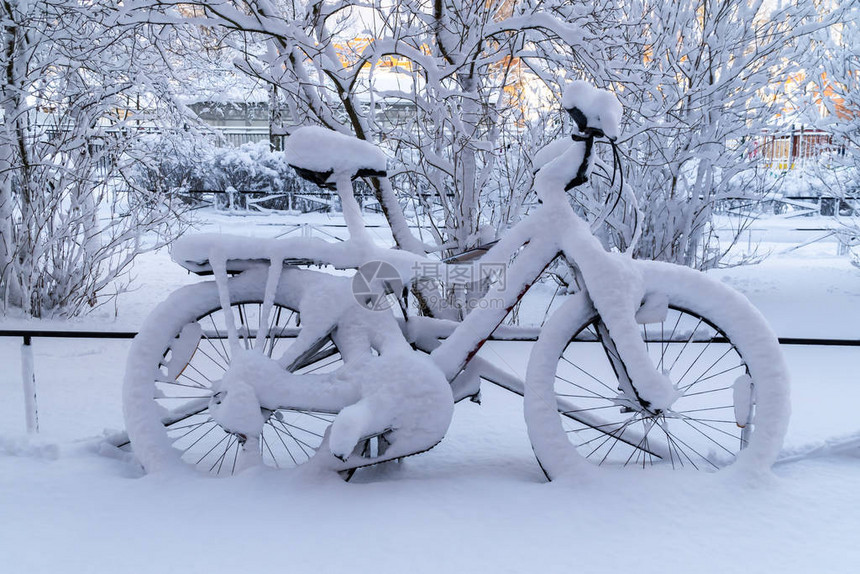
left=0, top=0, right=193, bottom=317
left=795, top=1, right=860, bottom=265
left=604, top=0, right=837, bottom=268
left=114, top=0, right=843, bottom=271
left=122, top=0, right=620, bottom=256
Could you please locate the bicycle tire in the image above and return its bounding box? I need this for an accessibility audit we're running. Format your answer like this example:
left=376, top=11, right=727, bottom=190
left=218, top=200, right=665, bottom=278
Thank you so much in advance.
left=525, top=260, right=790, bottom=479
left=123, top=269, right=353, bottom=476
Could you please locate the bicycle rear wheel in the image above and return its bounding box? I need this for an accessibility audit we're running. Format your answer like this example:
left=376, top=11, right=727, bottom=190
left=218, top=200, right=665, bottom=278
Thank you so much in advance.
left=525, top=260, right=790, bottom=479
left=123, top=271, right=349, bottom=476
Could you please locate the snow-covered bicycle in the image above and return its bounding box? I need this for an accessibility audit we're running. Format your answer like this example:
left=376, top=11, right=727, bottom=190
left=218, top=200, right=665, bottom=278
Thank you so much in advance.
left=123, top=82, right=790, bottom=479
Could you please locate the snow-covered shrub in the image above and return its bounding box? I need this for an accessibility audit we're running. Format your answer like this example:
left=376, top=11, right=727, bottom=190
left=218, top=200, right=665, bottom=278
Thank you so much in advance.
left=125, top=134, right=206, bottom=198
left=129, top=139, right=319, bottom=211
left=206, top=142, right=283, bottom=194
left=0, top=0, right=193, bottom=318
left=204, top=141, right=315, bottom=210
left=772, top=162, right=858, bottom=205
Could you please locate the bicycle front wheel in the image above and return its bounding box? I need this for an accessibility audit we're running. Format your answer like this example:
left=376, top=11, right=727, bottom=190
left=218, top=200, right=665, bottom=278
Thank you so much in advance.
left=525, top=260, right=790, bottom=479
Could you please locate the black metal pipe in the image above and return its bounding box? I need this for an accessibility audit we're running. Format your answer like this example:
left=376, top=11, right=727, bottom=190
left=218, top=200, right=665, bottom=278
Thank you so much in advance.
left=0, top=330, right=858, bottom=346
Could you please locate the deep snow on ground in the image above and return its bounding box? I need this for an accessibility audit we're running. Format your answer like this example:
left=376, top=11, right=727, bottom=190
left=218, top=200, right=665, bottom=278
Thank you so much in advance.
left=1, top=210, right=859, bottom=573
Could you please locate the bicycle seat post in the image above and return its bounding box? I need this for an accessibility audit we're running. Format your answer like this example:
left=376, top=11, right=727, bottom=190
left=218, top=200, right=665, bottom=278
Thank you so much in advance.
left=334, top=170, right=372, bottom=244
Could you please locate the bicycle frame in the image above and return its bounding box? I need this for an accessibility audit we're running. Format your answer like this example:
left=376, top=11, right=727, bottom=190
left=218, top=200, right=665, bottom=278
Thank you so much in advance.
left=126, top=93, right=789, bottom=476
left=172, top=152, right=670, bottom=417
left=423, top=190, right=662, bottom=411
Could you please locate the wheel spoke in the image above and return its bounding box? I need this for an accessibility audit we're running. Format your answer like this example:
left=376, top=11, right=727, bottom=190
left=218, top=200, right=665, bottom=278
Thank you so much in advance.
left=279, top=419, right=325, bottom=439
left=182, top=361, right=218, bottom=386
left=556, top=392, right=615, bottom=400
left=206, top=315, right=231, bottom=364
left=237, top=304, right=252, bottom=350
left=295, top=409, right=336, bottom=423
left=194, top=431, right=231, bottom=465
left=658, top=420, right=696, bottom=469
left=624, top=418, right=658, bottom=467
left=585, top=415, right=640, bottom=461
left=299, top=353, right=343, bottom=374
left=211, top=435, right=238, bottom=474
left=155, top=378, right=208, bottom=391
left=560, top=404, right=622, bottom=415
left=543, top=303, right=758, bottom=472
left=182, top=428, right=221, bottom=460
left=265, top=307, right=283, bottom=357
left=231, top=439, right=241, bottom=474
left=681, top=360, right=744, bottom=392
left=261, top=434, right=280, bottom=469
left=198, top=338, right=229, bottom=372
left=267, top=420, right=300, bottom=465
left=271, top=419, right=315, bottom=456
left=673, top=336, right=716, bottom=386
left=655, top=421, right=719, bottom=470
left=672, top=417, right=736, bottom=424
left=573, top=412, right=638, bottom=449
left=667, top=317, right=704, bottom=373
left=555, top=373, right=616, bottom=400
left=679, top=417, right=737, bottom=458
left=664, top=421, right=679, bottom=469
left=167, top=419, right=209, bottom=433
left=169, top=418, right=212, bottom=441
left=176, top=371, right=212, bottom=389
left=566, top=419, right=639, bottom=433
left=560, top=355, right=618, bottom=395
left=682, top=384, right=732, bottom=398
left=267, top=310, right=298, bottom=358
left=675, top=405, right=733, bottom=414
left=659, top=313, right=681, bottom=371
left=678, top=414, right=749, bottom=445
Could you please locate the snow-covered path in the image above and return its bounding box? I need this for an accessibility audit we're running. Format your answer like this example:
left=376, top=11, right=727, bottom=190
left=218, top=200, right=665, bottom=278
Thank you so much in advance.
left=2, top=383, right=858, bottom=574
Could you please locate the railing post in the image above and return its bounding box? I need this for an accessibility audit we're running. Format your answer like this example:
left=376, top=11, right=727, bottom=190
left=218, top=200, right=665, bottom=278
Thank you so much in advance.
left=21, top=335, right=40, bottom=433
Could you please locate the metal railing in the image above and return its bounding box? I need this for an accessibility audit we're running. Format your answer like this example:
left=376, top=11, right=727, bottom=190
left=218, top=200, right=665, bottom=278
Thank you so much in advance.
left=3, top=327, right=858, bottom=436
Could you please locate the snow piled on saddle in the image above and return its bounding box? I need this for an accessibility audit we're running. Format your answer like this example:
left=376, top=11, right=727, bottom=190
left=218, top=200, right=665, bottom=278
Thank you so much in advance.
left=284, top=126, right=387, bottom=176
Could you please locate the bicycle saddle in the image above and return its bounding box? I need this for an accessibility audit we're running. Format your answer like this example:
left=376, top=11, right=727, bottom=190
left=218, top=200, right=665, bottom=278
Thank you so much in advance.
left=284, top=126, right=388, bottom=190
